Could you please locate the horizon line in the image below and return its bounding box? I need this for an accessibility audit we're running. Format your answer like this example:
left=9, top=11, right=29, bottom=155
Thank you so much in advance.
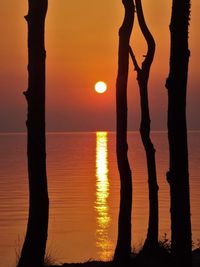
left=0, top=129, right=200, bottom=135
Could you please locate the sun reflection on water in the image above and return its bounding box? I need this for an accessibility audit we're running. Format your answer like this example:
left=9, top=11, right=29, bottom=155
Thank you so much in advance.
left=95, top=132, right=112, bottom=260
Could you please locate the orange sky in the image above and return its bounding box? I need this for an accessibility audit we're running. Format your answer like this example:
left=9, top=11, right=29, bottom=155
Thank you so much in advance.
left=0, top=0, right=199, bottom=131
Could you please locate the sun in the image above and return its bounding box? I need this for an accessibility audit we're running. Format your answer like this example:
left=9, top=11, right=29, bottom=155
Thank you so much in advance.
left=94, top=81, right=107, bottom=94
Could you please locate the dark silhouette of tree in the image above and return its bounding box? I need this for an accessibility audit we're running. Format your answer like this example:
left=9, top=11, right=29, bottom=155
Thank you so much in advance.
left=165, top=1, right=192, bottom=266
left=113, top=0, right=134, bottom=263
left=17, top=1, right=49, bottom=267
left=129, top=0, right=159, bottom=253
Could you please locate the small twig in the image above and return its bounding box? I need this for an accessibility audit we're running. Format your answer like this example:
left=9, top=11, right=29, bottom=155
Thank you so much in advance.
left=129, top=45, right=141, bottom=72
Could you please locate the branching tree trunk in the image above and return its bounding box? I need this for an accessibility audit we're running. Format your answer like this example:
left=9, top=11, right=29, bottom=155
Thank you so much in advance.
left=165, top=1, right=192, bottom=266
left=129, top=0, right=159, bottom=253
left=17, top=1, right=49, bottom=267
left=113, top=0, right=134, bottom=263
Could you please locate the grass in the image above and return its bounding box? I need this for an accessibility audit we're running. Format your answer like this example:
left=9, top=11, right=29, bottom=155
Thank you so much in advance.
left=45, top=237, right=171, bottom=267
left=14, top=236, right=59, bottom=267
left=45, top=249, right=200, bottom=267
left=44, top=247, right=59, bottom=266
left=14, top=235, right=200, bottom=267
left=45, top=236, right=200, bottom=267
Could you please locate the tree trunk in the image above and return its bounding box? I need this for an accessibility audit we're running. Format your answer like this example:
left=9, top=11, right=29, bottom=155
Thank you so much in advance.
left=17, top=1, right=49, bottom=267
left=129, top=0, right=158, bottom=253
left=113, top=0, right=134, bottom=263
left=166, top=1, right=192, bottom=266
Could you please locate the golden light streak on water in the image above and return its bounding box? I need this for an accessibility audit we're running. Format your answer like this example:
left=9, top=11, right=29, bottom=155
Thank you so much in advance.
left=95, top=132, right=112, bottom=260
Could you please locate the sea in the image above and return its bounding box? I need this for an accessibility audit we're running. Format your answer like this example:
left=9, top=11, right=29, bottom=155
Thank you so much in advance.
left=0, top=131, right=199, bottom=267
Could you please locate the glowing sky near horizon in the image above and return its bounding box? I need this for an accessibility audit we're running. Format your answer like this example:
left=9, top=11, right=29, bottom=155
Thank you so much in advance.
left=0, top=0, right=199, bottom=132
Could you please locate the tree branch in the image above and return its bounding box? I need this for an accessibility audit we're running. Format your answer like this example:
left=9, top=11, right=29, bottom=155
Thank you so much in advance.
left=129, top=45, right=141, bottom=73
left=135, top=0, right=155, bottom=69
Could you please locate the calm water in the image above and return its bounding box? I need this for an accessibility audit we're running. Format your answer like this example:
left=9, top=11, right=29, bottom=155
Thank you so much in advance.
left=0, top=131, right=200, bottom=267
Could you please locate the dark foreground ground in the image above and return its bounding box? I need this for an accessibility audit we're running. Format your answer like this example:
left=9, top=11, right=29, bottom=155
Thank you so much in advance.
left=47, top=249, right=200, bottom=267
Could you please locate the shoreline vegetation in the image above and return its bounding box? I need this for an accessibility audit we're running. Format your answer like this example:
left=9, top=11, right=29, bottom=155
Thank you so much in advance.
left=42, top=237, right=200, bottom=267
left=15, top=235, right=200, bottom=267
left=45, top=249, right=200, bottom=267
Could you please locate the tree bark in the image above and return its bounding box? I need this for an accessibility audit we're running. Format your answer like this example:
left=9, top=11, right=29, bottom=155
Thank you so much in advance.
left=129, top=0, right=159, bottom=253
left=113, top=0, right=134, bottom=263
left=166, top=1, right=192, bottom=266
left=17, top=1, right=49, bottom=267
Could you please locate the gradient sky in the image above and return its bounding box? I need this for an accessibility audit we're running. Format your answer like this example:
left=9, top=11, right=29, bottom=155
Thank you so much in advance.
left=0, top=0, right=199, bottom=132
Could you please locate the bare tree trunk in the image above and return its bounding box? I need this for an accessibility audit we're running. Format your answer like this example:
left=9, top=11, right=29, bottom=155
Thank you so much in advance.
left=166, top=1, right=192, bottom=266
left=113, top=0, right=134, bottom=263
left=17, top=1, right=49, bottom=267
left=129, top=0, right=159, bottom=253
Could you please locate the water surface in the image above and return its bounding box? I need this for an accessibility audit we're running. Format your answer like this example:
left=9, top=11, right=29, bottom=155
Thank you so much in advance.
left=0, top=131, right=199, bottom=267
